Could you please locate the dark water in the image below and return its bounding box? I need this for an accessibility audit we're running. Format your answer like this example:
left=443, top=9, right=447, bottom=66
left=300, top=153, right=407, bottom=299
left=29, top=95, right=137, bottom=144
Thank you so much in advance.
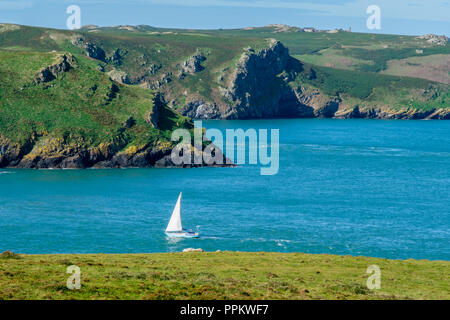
left=0, top=119, right=449, bottom=260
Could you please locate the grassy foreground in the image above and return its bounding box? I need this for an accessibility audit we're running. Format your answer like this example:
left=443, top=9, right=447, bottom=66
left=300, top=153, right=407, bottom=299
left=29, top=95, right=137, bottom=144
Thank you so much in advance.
left=0, top=252, right=448, bottom=300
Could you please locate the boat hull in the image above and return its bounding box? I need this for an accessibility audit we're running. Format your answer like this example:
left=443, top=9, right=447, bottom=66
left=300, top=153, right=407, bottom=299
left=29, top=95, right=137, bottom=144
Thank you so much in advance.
left=165, top=231, right=199, bottom=238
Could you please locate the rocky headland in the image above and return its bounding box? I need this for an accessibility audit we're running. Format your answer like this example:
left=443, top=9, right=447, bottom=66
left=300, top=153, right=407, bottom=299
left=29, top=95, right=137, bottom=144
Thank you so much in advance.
left=0, top=24, right=449, bottom=168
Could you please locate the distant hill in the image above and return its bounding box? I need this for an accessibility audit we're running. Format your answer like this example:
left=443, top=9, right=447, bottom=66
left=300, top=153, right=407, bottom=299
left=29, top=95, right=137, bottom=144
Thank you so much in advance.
left=1, top=23, right=448, bottom=122
left=0, top=27, right=229, bottom=169
left=0, top=23, right=449, bottom=168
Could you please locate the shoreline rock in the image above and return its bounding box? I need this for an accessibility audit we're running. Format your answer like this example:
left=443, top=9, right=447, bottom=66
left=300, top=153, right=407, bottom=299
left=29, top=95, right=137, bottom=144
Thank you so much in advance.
left=1, top=144, right=234, bottom=170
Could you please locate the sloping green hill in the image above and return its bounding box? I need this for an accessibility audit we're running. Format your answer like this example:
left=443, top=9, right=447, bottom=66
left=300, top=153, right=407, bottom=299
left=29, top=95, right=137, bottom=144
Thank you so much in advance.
left=78, top=24, right=449, bottom=81
left=0, top=48, right=199, bottom=168
left=0, top=23, right=449, bottom=125
left=194, top=25, right=450, bottom=82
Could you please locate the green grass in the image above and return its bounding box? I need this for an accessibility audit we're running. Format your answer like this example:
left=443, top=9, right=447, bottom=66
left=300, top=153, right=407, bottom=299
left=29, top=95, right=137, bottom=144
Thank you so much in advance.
left=380, top=54, right=450, bottom=84
left=295, top=62, right=433, bottom=98
left=292, top=62, right=449, bottom=111
left=294, top=49, right=373, bottom=70
left=0, top=48, right=191, bottom=161
left=217, top=26, right=449, bottom=83
left=341, top=46, right=450, bottom=73
left=0, top=24, right=269, bottom=109
left=0, top=252, right=448, bottom=300
left=0, top=23, right=448, bottom=122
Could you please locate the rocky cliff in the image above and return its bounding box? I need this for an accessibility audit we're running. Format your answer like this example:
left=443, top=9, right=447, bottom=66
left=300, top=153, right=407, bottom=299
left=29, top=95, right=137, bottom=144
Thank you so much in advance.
left=0, top=51, right=230, bottom=169
left=62, top=30, right=449, bottom=121
left=1, top=24, right=449, bottom=123
left=219, top=40, right=297, bottom=119
left=176, top=40, right=449, bottom=120
left=333, top=106, right=450, bottom=120
left=179, top=40, right=309, bottom=119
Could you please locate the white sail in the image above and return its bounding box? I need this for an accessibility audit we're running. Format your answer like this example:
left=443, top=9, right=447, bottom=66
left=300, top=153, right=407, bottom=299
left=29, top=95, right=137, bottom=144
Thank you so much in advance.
left=165, top=193, right=182, bottom=232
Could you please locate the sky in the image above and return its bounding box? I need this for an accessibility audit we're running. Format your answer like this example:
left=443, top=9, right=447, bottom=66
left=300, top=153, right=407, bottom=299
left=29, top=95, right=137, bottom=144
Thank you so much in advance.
left=0, top=0, right=448, bottom=36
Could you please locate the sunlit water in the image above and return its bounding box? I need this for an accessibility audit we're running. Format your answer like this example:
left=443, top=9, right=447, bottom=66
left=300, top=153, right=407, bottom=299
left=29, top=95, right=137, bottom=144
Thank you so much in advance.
left=0, top=119, right=449, bottom=260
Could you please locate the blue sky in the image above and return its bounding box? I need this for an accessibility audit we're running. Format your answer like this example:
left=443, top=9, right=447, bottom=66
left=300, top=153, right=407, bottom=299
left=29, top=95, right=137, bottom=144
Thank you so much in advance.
left=0, top=0, right=448, bottom=35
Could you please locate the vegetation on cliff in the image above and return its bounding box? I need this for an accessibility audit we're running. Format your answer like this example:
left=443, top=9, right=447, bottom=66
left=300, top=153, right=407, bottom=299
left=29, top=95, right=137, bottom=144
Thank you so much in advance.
left=0, top=48, right=198, bottom=168
left=0, top=23, right=449, bottom=161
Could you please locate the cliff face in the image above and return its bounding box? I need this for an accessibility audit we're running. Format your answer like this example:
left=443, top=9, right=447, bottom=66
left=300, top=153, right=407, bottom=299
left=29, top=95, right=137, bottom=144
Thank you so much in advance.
left=333, top=106, right=450, bottom=120
left=179, top=40, right=310, bottom=119
left=1, top=24, right=448, bottom=123
left=220, top=40, right=297, bottom=119
left=0, top=95, right=229, bottom=169
left=64, top=30, right=449, bottom=121
left=0, top=51, right=230, bottom=169
left=291, top=85, right=450, bottom=120
left=176, top=40, right=449, bottom=120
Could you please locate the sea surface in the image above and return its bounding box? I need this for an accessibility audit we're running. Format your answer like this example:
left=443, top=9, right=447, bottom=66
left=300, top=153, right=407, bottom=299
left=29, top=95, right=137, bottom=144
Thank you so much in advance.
left=0, top=119, right=449, bottom=260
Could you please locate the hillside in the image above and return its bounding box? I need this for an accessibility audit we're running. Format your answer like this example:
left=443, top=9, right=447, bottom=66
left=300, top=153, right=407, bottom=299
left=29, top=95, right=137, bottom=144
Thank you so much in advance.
left=0, top=47, right=221, bottom=168
left=71, top=24, right=450, bottom=119
left=77, top=24, right=450, bottom=81
left=1, top=251, right=449, bottom=300
left=223, top=25, right=449, bottom=82
left=0, top=23, right=449, bottom=127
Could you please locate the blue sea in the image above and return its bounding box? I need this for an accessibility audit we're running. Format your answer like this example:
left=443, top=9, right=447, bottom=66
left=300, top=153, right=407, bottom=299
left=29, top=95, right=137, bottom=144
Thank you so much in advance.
left=0, top=119, right=449, bottom=260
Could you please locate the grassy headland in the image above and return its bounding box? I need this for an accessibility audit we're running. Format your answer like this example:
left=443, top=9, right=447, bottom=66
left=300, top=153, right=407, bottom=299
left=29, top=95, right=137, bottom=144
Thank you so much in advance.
left=1, top=23, right=448, bottom=123
left=0, top=23, right=449, bottom=166
left=0, top=252, right=448, bottom=300
left=0, top=46, right=202, bottom=168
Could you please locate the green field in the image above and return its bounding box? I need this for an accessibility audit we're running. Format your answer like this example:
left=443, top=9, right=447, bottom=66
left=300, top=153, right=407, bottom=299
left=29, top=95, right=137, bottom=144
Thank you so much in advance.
left=293, top=62, right=449, bottom=111
left=0, top=251, right=448, bottom=300
left=228, top=26, right=449, bottom=79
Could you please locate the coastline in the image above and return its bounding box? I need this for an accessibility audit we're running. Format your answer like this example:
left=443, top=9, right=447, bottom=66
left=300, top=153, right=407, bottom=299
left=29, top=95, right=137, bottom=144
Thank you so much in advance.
left=2, top=116, right=448, bottom=169
left=1, top=251, right=449, bottom=300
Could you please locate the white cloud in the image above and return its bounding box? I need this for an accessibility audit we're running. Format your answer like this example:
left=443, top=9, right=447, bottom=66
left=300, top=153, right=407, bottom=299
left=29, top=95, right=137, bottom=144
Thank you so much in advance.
left=0, top=0, right=33, bottom=10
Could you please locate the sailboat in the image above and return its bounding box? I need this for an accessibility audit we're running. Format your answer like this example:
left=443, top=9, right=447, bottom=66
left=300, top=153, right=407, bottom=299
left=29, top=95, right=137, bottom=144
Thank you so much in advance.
left=165, top=192, right=199, bottom=238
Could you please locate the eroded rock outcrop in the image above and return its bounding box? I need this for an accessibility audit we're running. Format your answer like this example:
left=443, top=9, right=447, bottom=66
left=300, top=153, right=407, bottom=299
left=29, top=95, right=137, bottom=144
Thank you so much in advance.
left=108, top=69, right=131, bottom=84
left=34, top=54, right=75, bottom=84
left=425, top=109, right=450, bottom=119
left=416, top=34, right=448, bottom=46
left=0, top=136, right=35, bottom=168
left=71, top=36, right=106, bottom=61
left=109, top=48, right=125, bottom=65
left=0, top=24, right=20, bottom=33
left=179, top=99, right=221, bottom=119
left=180, top=51, right=206, bottom=75
left=146, top=92, right=163, bottom=128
